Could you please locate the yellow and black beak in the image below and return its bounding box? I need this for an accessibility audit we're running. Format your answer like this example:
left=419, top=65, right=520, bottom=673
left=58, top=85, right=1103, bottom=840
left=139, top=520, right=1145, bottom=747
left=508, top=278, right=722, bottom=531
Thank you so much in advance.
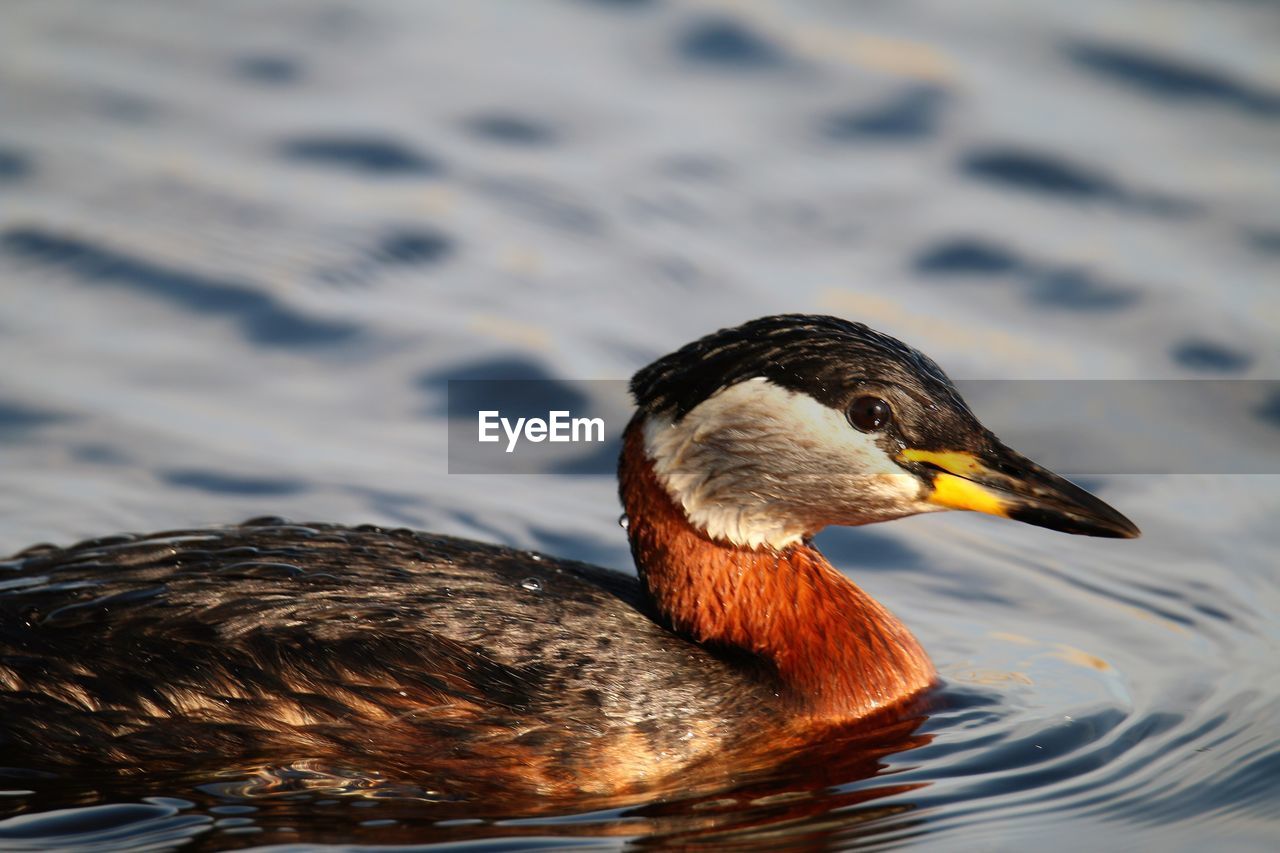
left=898, top=446, right=1140, bottom=539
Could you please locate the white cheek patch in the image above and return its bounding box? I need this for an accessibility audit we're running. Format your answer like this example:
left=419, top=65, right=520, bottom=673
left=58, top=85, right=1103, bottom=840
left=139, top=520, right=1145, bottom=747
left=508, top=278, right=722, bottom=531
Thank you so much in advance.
left=643, top=379, right=930, bottom=550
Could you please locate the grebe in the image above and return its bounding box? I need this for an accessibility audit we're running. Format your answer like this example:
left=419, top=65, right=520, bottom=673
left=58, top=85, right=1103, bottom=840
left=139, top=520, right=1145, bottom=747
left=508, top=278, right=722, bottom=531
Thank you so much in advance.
left=0, top=315, right=1137, bottom=801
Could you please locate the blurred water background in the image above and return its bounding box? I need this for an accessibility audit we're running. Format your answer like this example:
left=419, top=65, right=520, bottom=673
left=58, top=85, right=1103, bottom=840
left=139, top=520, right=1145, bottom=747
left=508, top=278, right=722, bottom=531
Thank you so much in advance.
left=1, top=0, right=1278, bottom=849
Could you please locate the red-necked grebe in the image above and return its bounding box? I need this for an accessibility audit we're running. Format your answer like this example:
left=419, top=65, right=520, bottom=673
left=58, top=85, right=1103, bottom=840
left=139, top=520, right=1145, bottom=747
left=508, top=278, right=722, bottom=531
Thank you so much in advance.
left=0, top=315, right=1138, bottom=799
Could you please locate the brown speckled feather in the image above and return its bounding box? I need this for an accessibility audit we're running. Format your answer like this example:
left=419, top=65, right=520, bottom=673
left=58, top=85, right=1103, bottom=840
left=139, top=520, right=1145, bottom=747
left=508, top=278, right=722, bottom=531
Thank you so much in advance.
left=1, top=520, right=783, bottom=798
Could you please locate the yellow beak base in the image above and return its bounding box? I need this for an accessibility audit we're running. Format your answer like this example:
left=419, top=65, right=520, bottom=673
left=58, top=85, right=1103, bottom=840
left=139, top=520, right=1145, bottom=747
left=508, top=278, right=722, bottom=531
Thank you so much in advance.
left=928, top=471, right=1010, bottom=517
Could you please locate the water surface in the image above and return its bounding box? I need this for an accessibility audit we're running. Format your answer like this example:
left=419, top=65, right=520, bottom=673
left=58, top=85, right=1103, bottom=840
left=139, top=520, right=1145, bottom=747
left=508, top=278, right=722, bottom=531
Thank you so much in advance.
left=1, top=0, right=1277, bottom=849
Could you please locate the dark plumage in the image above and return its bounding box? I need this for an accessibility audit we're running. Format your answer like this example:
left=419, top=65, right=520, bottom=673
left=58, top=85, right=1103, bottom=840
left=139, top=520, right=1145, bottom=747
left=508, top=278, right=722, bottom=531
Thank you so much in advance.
left=631, top=314, right=987, bottom=453
left=0, top=520, right=776, bottom=796
left=632, top=314, right=956, bottom=416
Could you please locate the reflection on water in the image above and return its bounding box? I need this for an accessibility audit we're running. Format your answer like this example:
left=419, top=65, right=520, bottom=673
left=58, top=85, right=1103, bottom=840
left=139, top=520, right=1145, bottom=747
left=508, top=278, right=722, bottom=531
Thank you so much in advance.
left=1, top=0, right=1278, bottom=849
left=0, top=715, right=934, bottom=848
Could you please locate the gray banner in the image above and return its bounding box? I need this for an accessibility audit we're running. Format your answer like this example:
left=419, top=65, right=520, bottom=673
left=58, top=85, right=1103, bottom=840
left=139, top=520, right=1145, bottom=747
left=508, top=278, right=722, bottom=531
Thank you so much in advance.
left=446, top=380, right=1280, bottom=475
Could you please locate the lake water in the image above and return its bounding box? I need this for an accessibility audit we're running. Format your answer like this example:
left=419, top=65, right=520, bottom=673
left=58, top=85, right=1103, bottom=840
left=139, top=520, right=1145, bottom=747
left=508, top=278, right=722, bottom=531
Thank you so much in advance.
left=1, top=0, right=1278, bottom=849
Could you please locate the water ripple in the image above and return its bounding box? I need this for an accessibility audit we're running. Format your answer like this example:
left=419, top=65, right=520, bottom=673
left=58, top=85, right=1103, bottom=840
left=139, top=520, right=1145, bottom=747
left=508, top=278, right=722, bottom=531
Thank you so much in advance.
left=0, top=228, right=361, bottom=348
left=0, top=803, right=210, bottom=851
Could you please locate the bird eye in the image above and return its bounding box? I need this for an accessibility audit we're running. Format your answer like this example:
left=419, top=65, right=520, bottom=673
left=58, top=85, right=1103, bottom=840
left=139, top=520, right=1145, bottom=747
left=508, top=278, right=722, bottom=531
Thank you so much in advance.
left=848, top=396, right=892, bottom=432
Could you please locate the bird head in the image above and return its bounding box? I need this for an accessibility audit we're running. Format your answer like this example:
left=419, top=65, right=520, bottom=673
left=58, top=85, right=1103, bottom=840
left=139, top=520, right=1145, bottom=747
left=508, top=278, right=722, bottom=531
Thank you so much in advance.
left=630, top=314, right=1139, bottom=550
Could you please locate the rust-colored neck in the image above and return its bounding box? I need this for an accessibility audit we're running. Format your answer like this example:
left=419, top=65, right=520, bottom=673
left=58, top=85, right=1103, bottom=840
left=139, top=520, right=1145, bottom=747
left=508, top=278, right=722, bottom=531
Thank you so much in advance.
left=619, top=419, right=935, bottom=722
